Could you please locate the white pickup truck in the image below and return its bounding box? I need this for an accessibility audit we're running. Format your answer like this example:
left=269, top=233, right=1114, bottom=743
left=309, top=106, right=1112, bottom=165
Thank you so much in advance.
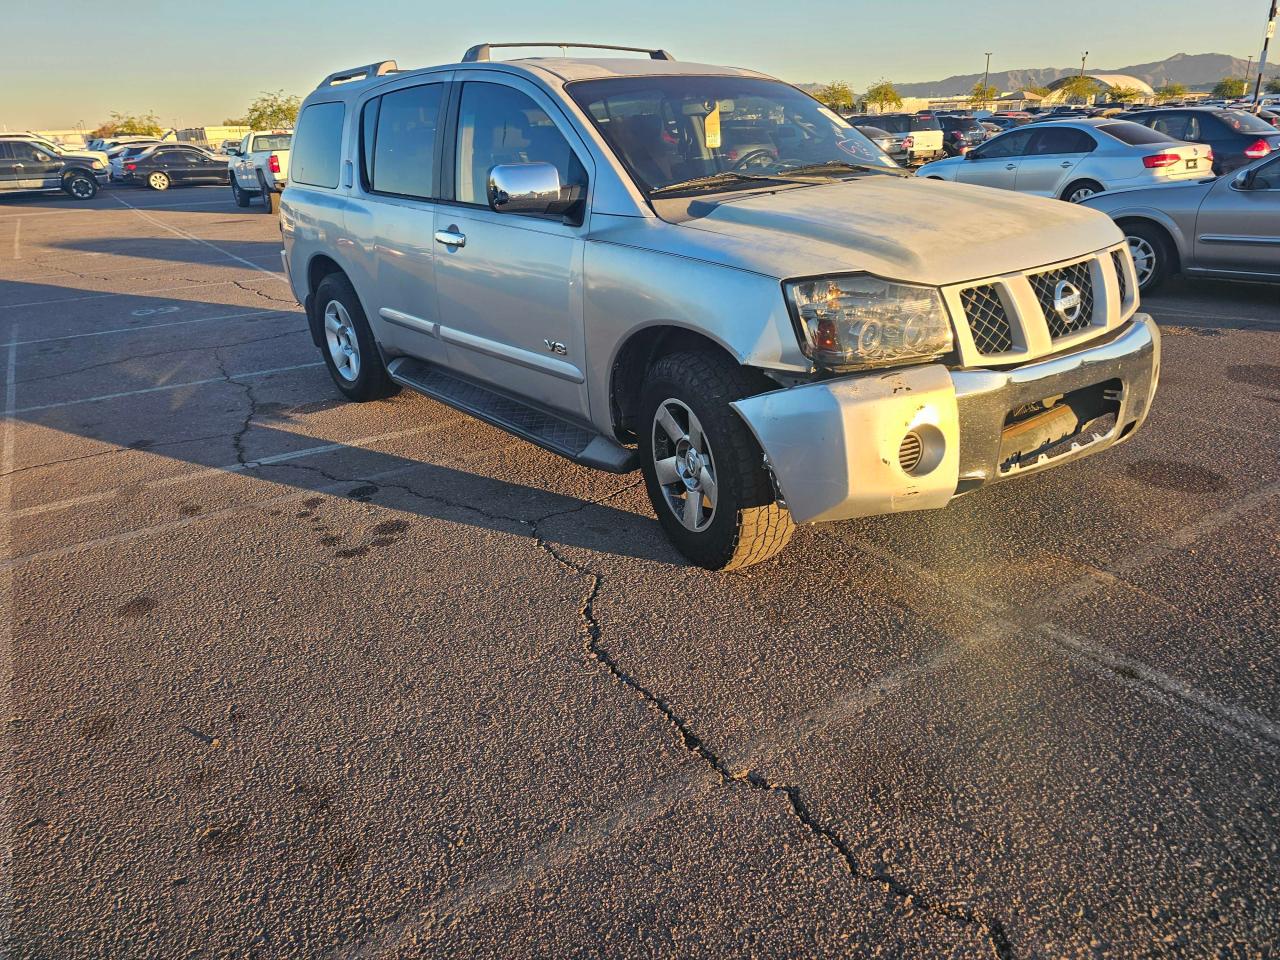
left=227, top=129, right=292, bottom=208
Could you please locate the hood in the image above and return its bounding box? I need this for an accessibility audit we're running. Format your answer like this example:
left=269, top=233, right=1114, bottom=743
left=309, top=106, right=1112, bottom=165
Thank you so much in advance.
left=59, top=148, right=110, bottom=165
left=667, top=175, right=1122, bottom=287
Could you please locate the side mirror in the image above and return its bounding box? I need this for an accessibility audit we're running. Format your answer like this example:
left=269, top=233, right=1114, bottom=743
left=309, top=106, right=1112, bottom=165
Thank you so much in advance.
left=488, top=162, right=572, bottom=216
left=226, top=147, right=239, bottom=156
left=1234, top=168, right=1257, bottom=190
left=965, top=149, right=980, bottom=160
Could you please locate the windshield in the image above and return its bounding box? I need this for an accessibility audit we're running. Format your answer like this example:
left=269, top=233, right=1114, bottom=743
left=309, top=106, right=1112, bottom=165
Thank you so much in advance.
left=251, top=134, right=292, bottom=152
left=566, top=75, right=895, bottom=195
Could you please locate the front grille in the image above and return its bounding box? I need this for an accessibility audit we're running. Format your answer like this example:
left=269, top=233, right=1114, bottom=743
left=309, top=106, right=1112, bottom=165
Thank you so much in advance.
left=1030, top=260, right=1095, bottom=339
left=959, top=284, right=1014, bottom=355
left=899, top=432, right=923, bottom=473
left=1111, top=249, right=1128, bottom=304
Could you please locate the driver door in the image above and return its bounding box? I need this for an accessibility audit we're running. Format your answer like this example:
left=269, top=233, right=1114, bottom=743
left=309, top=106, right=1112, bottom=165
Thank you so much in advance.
left=1192, top=155, right=1280, bottom=275
left=432, top=75, right=593, bottom=421
left=955, top=128, right=1034, bottom=189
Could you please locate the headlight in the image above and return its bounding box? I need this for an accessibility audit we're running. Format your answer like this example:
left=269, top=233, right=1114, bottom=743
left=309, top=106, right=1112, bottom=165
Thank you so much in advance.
left=784, top=275, right=954, bottom=370
left=90, top=160, right=104, bottom=170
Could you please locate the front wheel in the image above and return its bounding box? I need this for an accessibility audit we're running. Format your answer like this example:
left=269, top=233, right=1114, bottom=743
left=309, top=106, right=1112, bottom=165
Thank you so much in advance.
left=62, top=172, right=98, bottom=200
left=1125, top=222, right=1174, bottom=293
left=639, top=351, right=794, bottom=570
left=147, top=171, right=170, bottom=191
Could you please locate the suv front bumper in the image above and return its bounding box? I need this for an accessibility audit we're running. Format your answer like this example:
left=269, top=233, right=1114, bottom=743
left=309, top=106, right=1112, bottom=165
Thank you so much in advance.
left=731, top=314, right=1160, bottom=524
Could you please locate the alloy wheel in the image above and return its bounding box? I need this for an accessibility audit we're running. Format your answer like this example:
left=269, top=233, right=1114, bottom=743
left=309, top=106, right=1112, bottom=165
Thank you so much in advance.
left=323, top=300, right=361, bottom=382
left=69, top=177, right=94, bottom=198
left=1128, top=236, right=1157, bottom=288
left=651, top=398, right=718, bottom=532
left=1068, top=185, right=1097, bottom=202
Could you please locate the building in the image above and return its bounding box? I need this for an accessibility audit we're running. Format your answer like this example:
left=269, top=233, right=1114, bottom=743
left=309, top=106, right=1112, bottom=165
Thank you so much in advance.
left=177, top=126, right=251, bottom=148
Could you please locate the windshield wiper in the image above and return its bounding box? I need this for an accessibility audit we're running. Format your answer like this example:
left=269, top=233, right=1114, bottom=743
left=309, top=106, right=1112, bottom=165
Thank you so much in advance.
left=777, top=160, right=912, bottom=179
left=648, top=171, right=804, bottom=197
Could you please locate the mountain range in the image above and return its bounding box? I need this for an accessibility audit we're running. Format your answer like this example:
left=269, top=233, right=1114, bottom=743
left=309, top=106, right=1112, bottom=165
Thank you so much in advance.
left=806, top=53, right=1277, bottom=98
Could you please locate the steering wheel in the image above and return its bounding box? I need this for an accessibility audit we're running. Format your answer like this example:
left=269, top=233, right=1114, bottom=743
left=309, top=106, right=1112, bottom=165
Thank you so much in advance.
left=730, top=148, right=780, bottom=171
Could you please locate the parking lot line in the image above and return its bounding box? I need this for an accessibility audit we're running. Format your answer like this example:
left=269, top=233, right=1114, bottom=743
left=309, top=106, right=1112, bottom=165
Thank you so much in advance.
left=111, top=194, right=282, bottom=278
left=0, top=322, right=17, bottom=946
left=2, top=309, right=286, bottom=348
left=10, top=220, right=19, bottom=261
left=10, top=361, right=323, bottom=414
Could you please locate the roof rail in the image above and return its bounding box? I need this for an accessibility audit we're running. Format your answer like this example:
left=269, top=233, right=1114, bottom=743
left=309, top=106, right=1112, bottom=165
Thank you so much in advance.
left=461, top=43, right=674, bottom=63
left=317, top=60, right=400, bottom=88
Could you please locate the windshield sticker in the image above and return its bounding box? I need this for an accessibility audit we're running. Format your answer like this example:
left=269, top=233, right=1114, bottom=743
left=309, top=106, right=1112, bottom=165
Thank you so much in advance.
left=705, top=103, right=722, bottom=149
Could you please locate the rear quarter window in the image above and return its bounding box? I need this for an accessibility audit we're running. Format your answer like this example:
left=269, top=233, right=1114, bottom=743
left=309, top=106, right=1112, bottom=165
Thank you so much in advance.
left=1098, top=122, right=1177, bottom=146
left=291, top=103, right=344, bottom=189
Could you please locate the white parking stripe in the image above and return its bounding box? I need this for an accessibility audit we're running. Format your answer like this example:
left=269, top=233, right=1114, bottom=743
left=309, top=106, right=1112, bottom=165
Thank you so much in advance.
left=10, top=220, right=19, bottom=261
left=112, top=194, right=282, bottom=278
left=2, top=309, right=287, bottom=348
left=0, top=322, right=17, bottom=945
left=11, top=362, right=323, bottom=414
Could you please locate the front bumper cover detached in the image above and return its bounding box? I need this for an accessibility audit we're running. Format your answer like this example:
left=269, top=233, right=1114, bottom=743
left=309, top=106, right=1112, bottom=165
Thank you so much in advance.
left=731, top=314, right=1160, bottom=524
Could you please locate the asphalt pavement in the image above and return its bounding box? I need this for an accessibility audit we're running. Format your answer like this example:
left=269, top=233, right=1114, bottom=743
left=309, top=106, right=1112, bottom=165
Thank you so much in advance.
left=2, top=184, right=1277, bottom=958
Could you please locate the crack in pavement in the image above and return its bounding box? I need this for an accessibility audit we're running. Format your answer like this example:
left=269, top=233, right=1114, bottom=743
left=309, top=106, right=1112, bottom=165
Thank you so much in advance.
left=215, top=349, right=258, bottom=467
left=232, top=279, right=298, bottom=305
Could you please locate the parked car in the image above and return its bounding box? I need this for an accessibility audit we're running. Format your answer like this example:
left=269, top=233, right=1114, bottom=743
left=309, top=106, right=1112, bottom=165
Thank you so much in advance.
left=279, top=44, right=1159, bottom=570
left=105, top=139, right=162, bottom=161
left=852, top=125, right=909, bottom=164
left=124, top=143, right=230, bottom=190
left=985, top=114, right=1030, bottom=130
left=110, top=143, right=163, bottom=182
left=916, top=119, right=1211, bottom=202
left=1114, top=107, right=1280, bottom=174
left=937, top=115, right=987, bottom=155
left=1081, top=151, right=1280, bottom=292
left=0, top=136, right=105, bottom=199
left=849, top=113, right=944, bottom=164
left=0, top=132, right=109, bottom=168
left=228, top=129, right=292, bottom=208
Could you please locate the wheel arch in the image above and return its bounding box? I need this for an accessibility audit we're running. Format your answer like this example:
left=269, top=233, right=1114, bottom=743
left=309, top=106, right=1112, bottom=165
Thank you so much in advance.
left=304, top=254, right=351, bottom=348
left=1115, top=215, right=1182, bottom=274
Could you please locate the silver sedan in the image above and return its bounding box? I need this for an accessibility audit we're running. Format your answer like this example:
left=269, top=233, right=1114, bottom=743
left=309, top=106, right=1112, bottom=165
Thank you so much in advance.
left=916, top=119, right=1210, bottom=203
left=1080, top=151, right=1280, bottom=292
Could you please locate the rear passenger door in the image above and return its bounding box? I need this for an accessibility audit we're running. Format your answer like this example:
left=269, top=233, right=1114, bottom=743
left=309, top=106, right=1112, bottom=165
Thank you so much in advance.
left=0, top=143, right=16, bottom=191
left=1015, top=127, right=1096, bottom=197
left=432, top=76, right=594, bottom=421
left=956, top=128, right=1034, bottom=189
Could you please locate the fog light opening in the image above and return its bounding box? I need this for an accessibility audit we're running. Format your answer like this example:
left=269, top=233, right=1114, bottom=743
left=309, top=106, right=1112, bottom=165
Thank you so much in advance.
left=899, top=424, right=945, bottom=476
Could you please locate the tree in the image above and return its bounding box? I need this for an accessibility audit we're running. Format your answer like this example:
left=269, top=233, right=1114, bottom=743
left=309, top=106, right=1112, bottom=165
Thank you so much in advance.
left=863, top=80, right=902, bottom=114
left=90, top=111, right=164, bottom=138
left=969, top=81, right=999, bottom=106
left=1056, top=76, right=1102, bottom=104
left=1267, top=77, right=1280, bottom=94
left=1154, top=83, right=1188, bottom=102
left=244, top=90, right=301, bottom=130
left=222, top=116, right=249, bottom=126
left=1212, top=77, right=1247, bottom=99
left=1106, top=85, right=1146, bottom=103
left=813, top=81, right=855, bottom=113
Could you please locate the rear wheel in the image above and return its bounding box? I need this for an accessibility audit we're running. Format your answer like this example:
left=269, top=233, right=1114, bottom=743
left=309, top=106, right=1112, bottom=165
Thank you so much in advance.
left=62, top=171, right=98, bottom=200
left=1124, top=221, right=1174, bottom=293
left=258, top=172, right=276, bottom=213
left=147, top=171, right=170, bottom=191
left=638, top=351, right=794, bottom=570
left=1062, top=179, right=1103, bottom=203
left=230, top=175, right=251, bottom=207
left=314, top=273, right=398, bottom=402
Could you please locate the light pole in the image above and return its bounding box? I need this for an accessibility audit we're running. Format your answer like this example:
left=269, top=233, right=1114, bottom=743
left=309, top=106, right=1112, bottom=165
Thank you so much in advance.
left=1246, top=54, right=1254, bottom=90
left=982, top=52, right=993, bottom=109
left=1252, top=0, right=1278, bottom=112
left=1079, top=51, right=1088, bottom=79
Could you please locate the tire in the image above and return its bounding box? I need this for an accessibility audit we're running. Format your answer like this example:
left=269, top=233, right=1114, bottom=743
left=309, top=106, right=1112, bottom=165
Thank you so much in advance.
left=1062, top=179, right=1103, bottom=203
left=258, top=172, right=276, bottom=213
left=638, top=350, right=794, bottom=570
left=1124, top=221, right=1174, bottom=294
left=62, top=171, right=98, bottom=200
left=147, top=171, right=171, bottom=191
left=314, top=273, right=399, bottom=402
left=230, top=175, right=251, bottom=207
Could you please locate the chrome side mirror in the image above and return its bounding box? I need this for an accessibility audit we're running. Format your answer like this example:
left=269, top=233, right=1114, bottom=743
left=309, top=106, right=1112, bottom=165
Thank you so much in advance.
left=488, top=162, right=567, bottom=216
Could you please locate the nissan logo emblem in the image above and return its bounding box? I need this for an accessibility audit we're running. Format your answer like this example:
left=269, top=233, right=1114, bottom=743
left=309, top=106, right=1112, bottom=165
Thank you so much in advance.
left=1053, top=280, right=1083, bottom=322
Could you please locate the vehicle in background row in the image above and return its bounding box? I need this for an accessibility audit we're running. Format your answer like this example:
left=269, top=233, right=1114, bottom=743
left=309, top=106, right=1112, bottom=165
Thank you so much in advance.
left=937, top=115, right=987, bottom=155
left=985, top=114, right=1031, bottom=131
left=124, top=144, right=230, bottom=190
left=282, top=44, right=1159, bottom=570
left=1115, top=107, right=1280, bottom=175
left=228, top=129, right=292, bottom=209
left=1082, top=151, right=1280, bottom=292
left=853, top=125, right=910, bottom=165
left=0, top=137, right=104, bottom=199
left=110, top=143, right=164, bottom=182
left=917, top=120, right=1210, bottom=202
left=88, top=135, right=160, bottom=152
left=848, top=113, right=944, bottom=164
left=0, top=132, right=110, bottom=168
left=105, top=139, right=162, bottom=163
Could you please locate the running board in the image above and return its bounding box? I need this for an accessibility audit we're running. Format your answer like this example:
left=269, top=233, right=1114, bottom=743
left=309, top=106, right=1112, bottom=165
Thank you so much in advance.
left=386, top=358, right=637, bottom=473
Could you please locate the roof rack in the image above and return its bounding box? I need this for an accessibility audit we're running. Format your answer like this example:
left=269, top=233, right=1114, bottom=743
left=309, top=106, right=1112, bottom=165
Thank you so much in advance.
left=461, top=42, right=674, bottom=63
left=317, top=60, right=400, bottom=89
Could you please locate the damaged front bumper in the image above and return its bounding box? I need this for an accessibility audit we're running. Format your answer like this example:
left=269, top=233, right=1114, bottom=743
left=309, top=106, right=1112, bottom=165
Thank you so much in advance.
left=731, top=314, right=1160, bottom=524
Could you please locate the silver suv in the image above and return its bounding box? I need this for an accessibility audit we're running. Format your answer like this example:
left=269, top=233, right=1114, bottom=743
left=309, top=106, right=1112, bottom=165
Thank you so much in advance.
left=281, top=43, right=1161, bottom=570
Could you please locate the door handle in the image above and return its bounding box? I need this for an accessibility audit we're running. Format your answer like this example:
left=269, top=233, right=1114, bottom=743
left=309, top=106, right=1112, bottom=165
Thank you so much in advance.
left=1005, top=163, right=1016, bottom=170
left=434, top=228, right=466, bottom=248
left=1060, top=161, right=1073, bottom=167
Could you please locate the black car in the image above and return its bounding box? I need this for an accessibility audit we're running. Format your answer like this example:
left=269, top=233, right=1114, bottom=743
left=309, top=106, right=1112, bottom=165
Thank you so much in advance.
left=1115, top=107, right=1280, bottom=174
left=937, top=115, right=987, bottom=155
left=125, top=144, right=229, bottom=190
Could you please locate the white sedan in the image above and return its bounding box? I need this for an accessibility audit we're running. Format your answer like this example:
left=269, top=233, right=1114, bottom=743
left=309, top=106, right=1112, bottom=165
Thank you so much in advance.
left=916, top=119, right=1211, bottom=202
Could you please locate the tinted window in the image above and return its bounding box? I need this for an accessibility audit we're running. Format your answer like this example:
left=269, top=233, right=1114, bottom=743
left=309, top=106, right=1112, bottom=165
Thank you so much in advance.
left=369, top=83, right=443, bottom=199
left=8, top=143, right=39, bottom=161
left=292, top=101, right=345, bottom=188
left=862, top=116, right=908, bottom=134
left=251, top=134, right=292, bottom=152
left=1030, top=127, right=1096, bottom=154
left=1098, top=122, right=1177, bottom=146
left=456, top=82, right=585, bottom=206
left=1214, top=110, right=1277, bottom=135
left=910, top=116, right=942, bottom=131
left=1149, top=114, right=1191, bottom=139
left=976, top=128, right=1035, bottom=158
left=0, top=143, right=11, bottom=161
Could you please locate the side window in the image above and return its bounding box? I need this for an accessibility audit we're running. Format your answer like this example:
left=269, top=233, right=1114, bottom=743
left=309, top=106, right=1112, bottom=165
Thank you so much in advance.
left=369, top=83, right=444, bottom=199
left=1029, top=127, right=1095, bottom=155
left=1185, top=116, right=1202, bottom=140
left=977, top=129, right=1033, bottom=158
left=9, top=143, right=38, bottom=162
left=1151, top=114, right=1190, bottom=139
left=0, top=143, right=11, bottom=161
left=360, top=97, right=379, bottom=190
left=239, top=135, right=251, bottom=155
left=454, top=82, right=586, bottom=207
left=292, top=101, right=345, bottom=188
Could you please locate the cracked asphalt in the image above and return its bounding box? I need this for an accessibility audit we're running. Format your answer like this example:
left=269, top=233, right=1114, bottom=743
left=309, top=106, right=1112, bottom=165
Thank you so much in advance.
left=2, top=185, right=1278, bottom=958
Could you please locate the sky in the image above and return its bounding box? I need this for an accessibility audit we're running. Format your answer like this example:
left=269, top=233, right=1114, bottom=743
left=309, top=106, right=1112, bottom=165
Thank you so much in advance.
left=1, top=0, right=1272, bottom=130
